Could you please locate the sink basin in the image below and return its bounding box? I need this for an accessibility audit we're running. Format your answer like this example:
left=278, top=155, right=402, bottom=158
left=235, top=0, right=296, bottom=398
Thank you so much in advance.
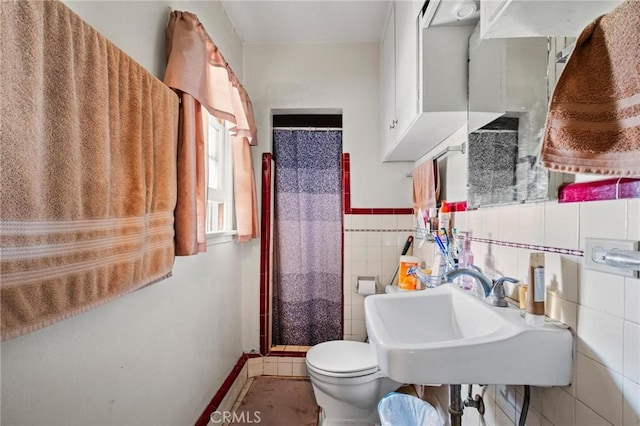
left=364, top=283, right=573, bottom=386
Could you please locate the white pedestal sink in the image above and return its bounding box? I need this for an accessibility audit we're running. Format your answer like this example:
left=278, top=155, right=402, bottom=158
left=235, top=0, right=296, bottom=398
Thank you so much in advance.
left=364, top=283, right=573, bottom=386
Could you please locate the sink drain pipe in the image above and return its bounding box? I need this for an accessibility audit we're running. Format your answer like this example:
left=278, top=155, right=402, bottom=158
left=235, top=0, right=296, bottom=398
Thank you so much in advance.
left=449, top=385, right=463, bottom=426
left=450, top=384, right=530, bottom=425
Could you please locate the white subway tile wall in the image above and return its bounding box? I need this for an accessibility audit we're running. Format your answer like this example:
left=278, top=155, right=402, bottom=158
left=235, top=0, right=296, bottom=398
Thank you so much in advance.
left=245, top=356, right=308, bottom=379
left=217, top=363, right=249, bottom=415
left=343, top=214, right=415, bottom=342
left=364, top=199, right=639, bottom=426
left=623, top=378, right=640, bottom=426
left=577, top=353, right=623, bottom=425
left=247, top=357, right=263, bottom=378
left=623, top=321, right=640, bottom=383
left=263, top=357, right=278, bottom=376
left=575, top=400, right=611, bottom=426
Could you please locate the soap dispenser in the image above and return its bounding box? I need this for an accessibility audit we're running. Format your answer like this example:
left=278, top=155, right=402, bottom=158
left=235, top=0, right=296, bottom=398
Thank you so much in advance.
left=457, top=232, right=474, bottom=290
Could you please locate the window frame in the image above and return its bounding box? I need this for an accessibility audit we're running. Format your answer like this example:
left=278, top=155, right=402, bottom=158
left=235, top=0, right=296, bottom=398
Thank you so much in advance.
left=205, top=113, right=235, bottom=244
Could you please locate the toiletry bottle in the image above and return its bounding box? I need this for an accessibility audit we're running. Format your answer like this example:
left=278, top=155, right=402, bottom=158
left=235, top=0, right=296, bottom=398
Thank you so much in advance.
left=525, top=253, right=545, bottom=326
left=457, top=232, right=474, bottom=290
left=430, top=253, right=446, bottom=286
left=451, top=228, right=461, bottom=260
left=399, top=255, right=419, bottom=291
left=448, top=228, right=460, bottom=268
left=518, top=273, right=528, bottom=310
left=416, top=208, right=423, bottom=230
left=438, top=201, right=451, bottom=235
left=428, top=208, right=438, bottom=234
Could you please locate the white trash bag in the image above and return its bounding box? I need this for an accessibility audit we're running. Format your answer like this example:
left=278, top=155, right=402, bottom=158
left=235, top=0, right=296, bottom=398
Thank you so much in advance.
left=377, top=392, right=444, bottom=426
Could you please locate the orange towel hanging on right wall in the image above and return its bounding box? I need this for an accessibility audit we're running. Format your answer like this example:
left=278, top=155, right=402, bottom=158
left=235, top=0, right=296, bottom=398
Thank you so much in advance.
left=540, top=0, right=640, bottom=177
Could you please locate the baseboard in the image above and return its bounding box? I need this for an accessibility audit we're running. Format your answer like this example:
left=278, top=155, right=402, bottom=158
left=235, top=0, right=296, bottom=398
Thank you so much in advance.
left=195, top=351, right=313, bottom=425
left=194, top=353, right=258, bottom=426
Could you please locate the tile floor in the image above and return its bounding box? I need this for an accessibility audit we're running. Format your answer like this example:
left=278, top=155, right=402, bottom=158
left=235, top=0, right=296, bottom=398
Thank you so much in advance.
left=229, top=372, right=426, bottom=426
left=238, top=345, right=447, bottom=425
left=229, top=376, right=319, bottom=426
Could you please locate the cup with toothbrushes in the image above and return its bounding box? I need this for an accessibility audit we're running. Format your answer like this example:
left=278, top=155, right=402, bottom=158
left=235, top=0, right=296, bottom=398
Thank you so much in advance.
left=433, top=231, right=454, bottom=270
left=407, top=265, right=440, bottom=288
left=431, top=231, right=454, bottom=285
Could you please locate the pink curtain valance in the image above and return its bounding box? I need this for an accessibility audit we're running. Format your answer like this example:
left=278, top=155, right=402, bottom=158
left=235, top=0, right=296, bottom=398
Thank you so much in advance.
left=165, top=11, right=257, bottom=146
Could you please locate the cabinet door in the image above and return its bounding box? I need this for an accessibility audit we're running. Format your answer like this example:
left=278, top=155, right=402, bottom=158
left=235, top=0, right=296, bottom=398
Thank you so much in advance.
left=393, top=0, right=419, bottom=139
left=380, top=5, right=396, bottom=156
left=468, top=26, right=506, bottom=132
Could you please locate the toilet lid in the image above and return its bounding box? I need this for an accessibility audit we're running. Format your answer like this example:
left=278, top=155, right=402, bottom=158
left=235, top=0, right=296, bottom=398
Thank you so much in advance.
left=306, top=341, right=378, bottom=375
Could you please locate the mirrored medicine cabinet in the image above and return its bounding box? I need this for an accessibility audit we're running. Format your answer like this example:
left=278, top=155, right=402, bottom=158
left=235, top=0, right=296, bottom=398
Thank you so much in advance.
left=466, top=27, right=576, bottom=209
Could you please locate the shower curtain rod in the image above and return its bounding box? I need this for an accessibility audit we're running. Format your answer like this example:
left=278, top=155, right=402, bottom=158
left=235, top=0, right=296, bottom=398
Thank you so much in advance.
left=273, top=127, right=342, bottom=131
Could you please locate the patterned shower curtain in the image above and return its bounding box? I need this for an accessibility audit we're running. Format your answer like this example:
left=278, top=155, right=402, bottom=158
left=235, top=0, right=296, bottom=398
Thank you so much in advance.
left=272, top=129, right=343, bottom=346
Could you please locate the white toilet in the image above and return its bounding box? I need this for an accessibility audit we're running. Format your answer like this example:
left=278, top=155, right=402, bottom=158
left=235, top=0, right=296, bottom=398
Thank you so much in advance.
left=306, top=340, right=402, bottom=425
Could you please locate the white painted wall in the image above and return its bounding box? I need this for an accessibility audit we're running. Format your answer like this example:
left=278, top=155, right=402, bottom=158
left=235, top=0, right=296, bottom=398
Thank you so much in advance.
left=63, top=0, right=244, bottom=80
left=1, top=2, right=246, bottom=425
left=243, top=42, right=413, bottom=209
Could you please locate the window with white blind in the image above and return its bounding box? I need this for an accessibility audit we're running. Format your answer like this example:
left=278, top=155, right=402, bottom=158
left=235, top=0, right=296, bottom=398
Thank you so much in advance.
left=206, top=114, right=234, bottom=235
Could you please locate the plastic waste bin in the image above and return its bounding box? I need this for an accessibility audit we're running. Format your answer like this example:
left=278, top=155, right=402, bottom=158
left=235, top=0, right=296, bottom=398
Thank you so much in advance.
left=378, top=392, right=444, bottom=426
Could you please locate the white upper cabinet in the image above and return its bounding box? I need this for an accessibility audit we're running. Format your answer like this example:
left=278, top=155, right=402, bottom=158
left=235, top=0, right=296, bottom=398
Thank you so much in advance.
left=379, top=0, right=421, bottom=160
left=381, top=1, right=473, bottom=161
left=480, top=0, right=622, bottom=39
left=394, top=0, right=419, bottom=140
left=380, top=5, right=396, bottom=157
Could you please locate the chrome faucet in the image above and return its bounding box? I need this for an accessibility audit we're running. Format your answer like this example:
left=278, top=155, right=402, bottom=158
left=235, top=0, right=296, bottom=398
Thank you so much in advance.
left=443, top=268, right=518, bottom=307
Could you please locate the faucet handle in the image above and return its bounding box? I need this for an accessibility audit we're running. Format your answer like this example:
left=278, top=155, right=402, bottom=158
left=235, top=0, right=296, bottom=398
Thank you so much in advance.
left=488, top=276, right=518, bottom=307
left=493, top=276, right=519, bottom=288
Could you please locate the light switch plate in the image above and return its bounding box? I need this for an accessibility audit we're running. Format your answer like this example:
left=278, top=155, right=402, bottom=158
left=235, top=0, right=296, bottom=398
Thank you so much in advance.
left=585, top=238, right=639, bottom=278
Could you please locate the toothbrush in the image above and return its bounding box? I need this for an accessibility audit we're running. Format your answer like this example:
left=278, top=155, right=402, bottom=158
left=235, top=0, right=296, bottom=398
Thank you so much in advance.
left=440, top=227, right=449, bottom=248
left=434, top=232, right=455, bottom=270
left=433, top=232, right=448, bottom=258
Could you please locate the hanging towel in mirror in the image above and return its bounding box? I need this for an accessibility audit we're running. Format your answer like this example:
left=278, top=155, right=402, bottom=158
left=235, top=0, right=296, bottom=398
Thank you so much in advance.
left=412, top=159, right=440, bottom=214
left=541, top=0, right=640, bottom=177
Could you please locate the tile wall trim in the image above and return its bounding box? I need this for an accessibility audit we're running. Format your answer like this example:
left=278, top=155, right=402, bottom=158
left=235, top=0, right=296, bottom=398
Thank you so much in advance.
left=469, top=236, right=584, bottom=257
left=259, top=153, right=273, bottom=355
left=195, top=353, right=250, bottom=426
left=341, top=153, right=414, bottom=215
left=267, top=351, right=307, bottom=358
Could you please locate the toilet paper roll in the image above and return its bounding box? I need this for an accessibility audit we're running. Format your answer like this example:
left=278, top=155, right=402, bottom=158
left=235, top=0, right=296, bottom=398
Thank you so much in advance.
left=357, top=279, right=377, bottom=296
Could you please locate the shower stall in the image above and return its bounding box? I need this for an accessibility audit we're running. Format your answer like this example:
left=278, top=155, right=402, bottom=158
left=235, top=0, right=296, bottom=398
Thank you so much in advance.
left=259, top=114, right=344, bottom=351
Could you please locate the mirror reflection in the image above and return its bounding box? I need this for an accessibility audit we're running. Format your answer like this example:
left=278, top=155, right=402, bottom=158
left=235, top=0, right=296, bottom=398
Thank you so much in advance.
left=467, top=26, right=574, bottom=209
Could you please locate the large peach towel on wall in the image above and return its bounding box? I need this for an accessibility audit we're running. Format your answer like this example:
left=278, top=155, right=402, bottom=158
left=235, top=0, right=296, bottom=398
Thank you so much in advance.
left=541, top=0, right=640, bottom=177
left=0, top=1, right=179, bottom=341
